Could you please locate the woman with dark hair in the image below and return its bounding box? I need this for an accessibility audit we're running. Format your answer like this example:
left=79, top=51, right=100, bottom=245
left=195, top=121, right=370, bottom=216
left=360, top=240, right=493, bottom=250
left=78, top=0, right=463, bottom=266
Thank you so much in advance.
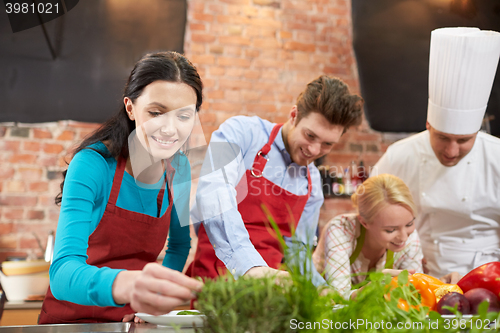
left=39, top=52, right=204, bottom=324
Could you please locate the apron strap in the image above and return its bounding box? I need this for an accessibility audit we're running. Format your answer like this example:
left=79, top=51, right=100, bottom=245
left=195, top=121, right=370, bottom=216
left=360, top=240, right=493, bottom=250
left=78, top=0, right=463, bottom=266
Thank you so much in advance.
left=108, top=155, right=127, bottom=206
left=349, top=224, right=394, bottom=269
left=250, top=124, right=283, bottom=178
left=350, top=224, right=366, bottom=265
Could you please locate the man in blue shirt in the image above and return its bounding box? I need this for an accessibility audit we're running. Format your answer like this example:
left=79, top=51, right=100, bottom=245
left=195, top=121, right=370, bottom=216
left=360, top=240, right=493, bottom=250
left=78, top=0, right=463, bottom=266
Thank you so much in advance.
left=189, top=75, right=364, bottom=286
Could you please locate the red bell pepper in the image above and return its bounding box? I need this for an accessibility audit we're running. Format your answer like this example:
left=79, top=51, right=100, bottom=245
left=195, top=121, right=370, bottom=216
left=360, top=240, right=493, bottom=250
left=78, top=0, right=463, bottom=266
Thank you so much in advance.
left=457, top=262, right=500, bottom=298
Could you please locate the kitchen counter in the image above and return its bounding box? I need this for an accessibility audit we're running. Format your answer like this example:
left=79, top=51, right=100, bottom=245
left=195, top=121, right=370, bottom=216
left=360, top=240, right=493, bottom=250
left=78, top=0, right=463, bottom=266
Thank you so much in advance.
left=0, top=322, right=198, bottom=332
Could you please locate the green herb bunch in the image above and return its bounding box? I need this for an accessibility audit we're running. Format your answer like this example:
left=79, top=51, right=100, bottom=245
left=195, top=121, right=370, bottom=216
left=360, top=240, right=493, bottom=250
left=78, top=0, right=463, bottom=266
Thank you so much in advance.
left=194, top=208, right=500, bottom=332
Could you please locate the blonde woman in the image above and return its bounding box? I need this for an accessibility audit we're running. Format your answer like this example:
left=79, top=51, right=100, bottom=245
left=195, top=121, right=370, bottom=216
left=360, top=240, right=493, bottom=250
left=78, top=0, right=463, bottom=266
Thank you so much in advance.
left=313, top=174, right=423, bottom=299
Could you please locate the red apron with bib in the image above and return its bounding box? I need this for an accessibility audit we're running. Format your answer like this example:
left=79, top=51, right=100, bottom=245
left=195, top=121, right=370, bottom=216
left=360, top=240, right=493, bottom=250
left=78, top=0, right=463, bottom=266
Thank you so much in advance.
left=188, top=124, right=312, bottom=279
left=39, top=156, right=174, bottom=324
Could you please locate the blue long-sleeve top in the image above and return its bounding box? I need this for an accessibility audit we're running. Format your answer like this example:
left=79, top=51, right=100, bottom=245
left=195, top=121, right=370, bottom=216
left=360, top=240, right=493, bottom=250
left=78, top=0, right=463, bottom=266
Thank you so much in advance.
left=191, top=116, right=326, bottom=286
left=50, top=142, right=191, bottom=307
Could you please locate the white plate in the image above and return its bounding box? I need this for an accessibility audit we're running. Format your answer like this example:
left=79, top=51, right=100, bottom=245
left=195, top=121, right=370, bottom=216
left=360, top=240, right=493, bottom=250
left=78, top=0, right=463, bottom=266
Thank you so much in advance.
left=136, top=310, right=205, bottom=327
left=438, top=314, right=474, bottom=319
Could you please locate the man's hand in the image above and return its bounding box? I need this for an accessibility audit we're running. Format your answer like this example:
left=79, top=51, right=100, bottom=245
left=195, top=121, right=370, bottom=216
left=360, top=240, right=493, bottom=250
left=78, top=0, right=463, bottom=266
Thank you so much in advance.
left=112, top=263, right=203, bottom=316
left=439, top=271, right=462, bottom=284
left=244, top=266, right=290, bottom=279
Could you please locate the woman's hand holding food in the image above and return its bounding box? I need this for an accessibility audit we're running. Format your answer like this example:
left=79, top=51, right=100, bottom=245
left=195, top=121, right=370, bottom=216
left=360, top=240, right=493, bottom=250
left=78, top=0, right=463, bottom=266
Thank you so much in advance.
left=439, top=271, right=462, bottom=284
left=113, top=263, right=203, bottom=316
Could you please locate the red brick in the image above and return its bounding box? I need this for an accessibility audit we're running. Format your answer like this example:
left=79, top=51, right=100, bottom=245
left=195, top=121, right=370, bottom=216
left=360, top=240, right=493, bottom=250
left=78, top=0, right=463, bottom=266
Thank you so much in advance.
left=0, top=223, right=14, bottom=234
left=6, top=180, right=25, bottom=193
left=78, top=130, right=95, bottom=140
left=207, top=3, right=224, bottom=13
left=280, top=30, right=292, bottom=39
left=43, top=143, right=65, bottom=154
left=29, top=181, right=49, bottom=192
left=17, top=167, right=43, bottom=180
left=224, top=90, right=241, bottom=102
left=253, top=58, right=283, bottom=69
left=225, top=68, right=245, bottom=77
left=284, top=41, right=315, bottom=52
left=227, top=26, right=243, bottom=35
left=27, top=210, right=45, bottom=220
left=49, top=208, right=60, bottom=222
left=0, top=235, right=18, bottom=249
left=37, top=156, right=59, bottom=167
left=190, top=43, right=206, bottom=54
left=219, top=79, right=253, bottom=90
left=211, top=102, right=242, bottom=113
left=220, top=0, right=250, bottom=5
left=198, top=112, right=217, bottom=124
left=286, top=22, right=317, bottom=32
left=247, top=103, right=277, bottom=115
left=20, top=237, right=41, bottom=249
left=206, top=90, right=225, bottom=99
left=219, top=36, right=251, bottom=46
left=249, top=18, right=281, bottom=29
left=22, top=141, right=41, bottom=151
left=40, top=195, right=57, bottom=206
left=244, top=70, right=261, bottom=80
left=56, top=130, right=75, bottom=141
left=209, top=45, right=224, bottom=54
left=252, top=38, right=279, bottom=49
left=224, top=46, right=242, bottom=57
left=0, top=195, right=37, bottom=206
left=245, top=49, right=260, bottom=58
left=242, top=5, right=258, bottom=17
left=242, top=90, right=262, bottom=102
left=67, top=121, right=101, bottom=129
left=189, top=1, right=204, bottom=12
left=311, top=14, right=329, bottom=23
left=33, top=129, right=52, bottom=139
left=0, top=140, right=21, bottom=151
left=192, top=13, right=214, bottom=22
left=217, top=15, right=250, bottom=25
left=191, top=54, right=215, bottom=65
left=327, top=6, right=349, bottom=16
left=351, top=132, right=382, bottom=142
left=9, top=153, right=37, bottom=164
left=0, top=167, right=15, bottom=180
left=324, top=152, right=360, bottom=169
left=191, top=33, right=216, bottom=43
left=4, top=208, right=24, bottom=220
left=189, top=23, right=206, bottom=31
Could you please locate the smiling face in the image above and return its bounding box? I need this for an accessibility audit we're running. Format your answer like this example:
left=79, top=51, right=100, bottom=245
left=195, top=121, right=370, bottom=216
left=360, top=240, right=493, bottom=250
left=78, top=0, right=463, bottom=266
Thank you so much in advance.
left=283, top=106, right=344, bottom=166
left=361, top=204, right=416, bottom=253
left=426, top=122, right=477, bottom=167
left=125, top=81, right=197, bottom=160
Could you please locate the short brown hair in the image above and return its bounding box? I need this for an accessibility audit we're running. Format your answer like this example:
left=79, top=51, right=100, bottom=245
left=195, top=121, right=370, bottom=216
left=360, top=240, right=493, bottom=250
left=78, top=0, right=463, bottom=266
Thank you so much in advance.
left=296, top=75, right=363, bottom=129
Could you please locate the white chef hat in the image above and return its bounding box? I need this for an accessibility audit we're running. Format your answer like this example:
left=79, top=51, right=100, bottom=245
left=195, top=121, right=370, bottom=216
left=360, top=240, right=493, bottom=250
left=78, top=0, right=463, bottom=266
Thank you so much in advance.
left=427, top=27, right=500, bottom=135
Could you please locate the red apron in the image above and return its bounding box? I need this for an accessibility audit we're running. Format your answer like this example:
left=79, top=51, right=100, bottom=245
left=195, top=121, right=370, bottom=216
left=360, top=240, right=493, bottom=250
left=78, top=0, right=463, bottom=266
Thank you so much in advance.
left=188, top=124, right=312, bottom=279
left=39, top=156, right=174, bottom=324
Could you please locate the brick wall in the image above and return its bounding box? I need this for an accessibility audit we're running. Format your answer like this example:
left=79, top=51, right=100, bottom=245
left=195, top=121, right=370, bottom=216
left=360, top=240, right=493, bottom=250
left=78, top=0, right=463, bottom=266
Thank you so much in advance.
left=0, top=0, right=404, bottom=262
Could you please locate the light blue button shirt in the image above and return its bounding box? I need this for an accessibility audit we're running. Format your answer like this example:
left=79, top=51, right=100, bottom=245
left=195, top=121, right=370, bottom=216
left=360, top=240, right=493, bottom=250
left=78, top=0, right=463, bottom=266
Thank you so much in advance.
left=191, top=116, right=325, bottom=286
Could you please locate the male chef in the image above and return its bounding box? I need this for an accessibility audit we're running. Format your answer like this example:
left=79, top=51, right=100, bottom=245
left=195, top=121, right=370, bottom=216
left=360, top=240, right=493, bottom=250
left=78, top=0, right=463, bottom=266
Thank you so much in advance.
left=188, top=75, right=363, bottom=286
left=374, top=27, right=500, bottom=283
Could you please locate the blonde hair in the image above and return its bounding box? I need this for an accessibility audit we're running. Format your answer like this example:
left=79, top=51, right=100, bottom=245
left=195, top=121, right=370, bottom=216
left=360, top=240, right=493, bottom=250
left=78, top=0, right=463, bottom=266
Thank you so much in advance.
left=351, top=174, right=416, bottom=222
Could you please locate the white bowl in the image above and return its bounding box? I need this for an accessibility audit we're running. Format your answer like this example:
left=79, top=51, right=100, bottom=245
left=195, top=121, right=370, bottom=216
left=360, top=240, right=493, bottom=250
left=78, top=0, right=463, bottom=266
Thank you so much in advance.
left=0, top=271, right=49, bottom=301
left=1, top=260, right=50, bottom=276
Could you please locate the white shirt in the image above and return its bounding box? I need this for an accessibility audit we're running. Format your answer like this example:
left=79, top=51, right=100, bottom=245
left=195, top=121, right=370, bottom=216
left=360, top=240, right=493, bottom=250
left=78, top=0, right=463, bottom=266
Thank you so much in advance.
left=374, top=130, right=500, bottom=277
